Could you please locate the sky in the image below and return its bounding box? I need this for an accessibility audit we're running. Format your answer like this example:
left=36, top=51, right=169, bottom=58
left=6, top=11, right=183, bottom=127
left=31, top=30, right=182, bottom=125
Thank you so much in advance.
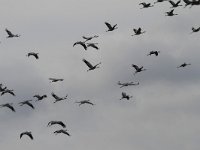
left=0, top=0, right=200, bottom=150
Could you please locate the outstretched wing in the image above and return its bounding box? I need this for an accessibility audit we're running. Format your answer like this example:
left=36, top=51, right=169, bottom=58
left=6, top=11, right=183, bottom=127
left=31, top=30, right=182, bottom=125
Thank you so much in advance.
left=5, top=28, right=13, bottom=36
left=26, top=102, right=35, bottom=109
left=82, top=59, right=93, bottom=69
left=169, top=0, right=176, bottom=6
left=105, top=22, right=112, bottom=29
left=51, top=92, right=60, bottom=99
left=7, top=104, right=15, bottom=112
left=132, top=64, right=139, bottom=70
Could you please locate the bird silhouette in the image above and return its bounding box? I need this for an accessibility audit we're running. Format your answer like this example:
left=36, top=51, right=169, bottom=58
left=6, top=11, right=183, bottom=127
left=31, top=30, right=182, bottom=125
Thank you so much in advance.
left=5, top=28, right=20, bottom=38
left=82, top=35, right=98, bottom=42
left=49, top=78, right=64, bottom=83
left=154, top=0, right=169, bottom=4
left=75, top=100, right=95, bottom=106
left=51, top=92, right=68, bottom=103
left=165, top=9, right=178, bottom=16
left=191, top=27, right=200, bottom=33
left=34, top=94, right=47, bottom=101
left=132, top=27, right=146, bottom=36
left=82, top=59, right=101, bottom=71
left=139, top=2, right=154, bottom=8
left=1, top=89, right=15, bottom=96
left=132, top=64, right=147, bottom=75
left=73, top=41, right=87, bottom=50
left=20, top=131, right=33, bottom=140
left=19, top=100, right=34, bottom=109
left=27, top=52, right=39, bottom=59
left=47, top=121, right=66, bottom=128
left=120, top=92, right=133, bottom=100
left=177, top=62, right=191, bottom=68
left=105, top=22, right=118, bottom=32
left=169, top=0, right=182, bottom=8
left=0, top=84, right=7, bottom=92
left=54, top=129, right=70, bottom=136
left=0, top=103, right=15, bottom=112
left=118, top=81, right=139, bottom=88
left=147, top=51, right=160, bottom=56
left=183, top=0, right=200, bottom=7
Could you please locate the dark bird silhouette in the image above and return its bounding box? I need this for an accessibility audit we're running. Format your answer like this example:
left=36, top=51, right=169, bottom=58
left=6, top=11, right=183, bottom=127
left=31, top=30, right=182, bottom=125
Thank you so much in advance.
left=1, top=89, right=15, bottom=96
left=49, top=78, right=64, bottom=83
left=54, top=129, right=70, bottom=136
left=86, top=43, right=99, bottom=50
left=75, top=100, right=95, bottom=106
left=132, top=28, right=146, bottom=36
left=191, top=27, right=200, bottom=33
left=73, top=41, right=87, bottom=50
left=34, top=94, right=47, bottom=101
left=169, top=0, right=182, bottom=7
left=0, top=103, right=15, bottom=112
left=0, top=84, right=7, bottom=92
left=147, top=51, right=160, bottom=56
left=105, top=22, right=118, bottom=32
left=120, top=92, right=133, bottom=100
left=27, top=52, right=39, bottom=59
left=19, top=100, right=34, bottom=109
left=177, top=62, right=191, bottom=68
left=82, top=59, right=101, bottom=71
left=47, top=121, right=66, bottom=128
left=154, top=0, right=169, bottom=4
left=183, top=0, right=200, bottom=7
left=165, top=9, right=178, bottom=16
left=139, top=2, right=154, bottom=8
left=51, top=92, right=68, bottom=103
left=132, top=64, right=147, bottom=75
left=20, top=131, right=33, bottom=140
left=5, top=28, right=20, bottom=38
left=82, top=35, right=98, bottom=42
left=118, top=81, right=139, bottom=88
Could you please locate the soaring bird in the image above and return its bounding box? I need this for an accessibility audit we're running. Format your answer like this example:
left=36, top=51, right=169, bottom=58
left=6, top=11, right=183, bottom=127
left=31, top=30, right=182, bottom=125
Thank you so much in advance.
left=132, top=28, right=146, bottom=36
left=49, top=78, right=64, bottom=83
left=118, top=81, right=139, bottom=88
left=154, top=0, right=169, bottom=4
left=132, top=64, right=147, bottom=75
left=191, top=27, right=200, bottom=33
left=177, top=62, right=191, bottom=68
left=82, top=59, right=101, bottom=71
left=82, top=35, right=99, bottom=42
left=75, top=100, right=95, bottom=106
left=54, top=129, right=70, bottom=136
left=165, top=9, right=178, bottom=16
left=0, top=103, right=15, bottom=112
left=120, top=92, right=133, bottom=100
left=86, top=43, right=99, bottom=50
left=73, top=41, right=87, bottom=50
left=105, top=22, right=118, bottom=32
left=27, top=52, right=39, bottom=59
left=34, top=94, right=47, bottom=101
left=1, top=89, right=15, bottom=96
left=19, top=100, right=34, bottom=109
left=47, top=121, right=66, bottom=128
left=169, top=0, right=182, bottom=7
left=5, top=28, right=20, bottom=38
left=20, top=131, right=33, bottom=140
left=139, top=2, right=154, bottom=8
left=51, top=92, right=68, bottom=103
left=147, top=51, right=160, bottom=56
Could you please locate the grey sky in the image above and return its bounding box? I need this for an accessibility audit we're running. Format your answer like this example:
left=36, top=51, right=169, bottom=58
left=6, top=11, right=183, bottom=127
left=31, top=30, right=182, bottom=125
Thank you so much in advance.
left=0, top=0, right=200, bottom=150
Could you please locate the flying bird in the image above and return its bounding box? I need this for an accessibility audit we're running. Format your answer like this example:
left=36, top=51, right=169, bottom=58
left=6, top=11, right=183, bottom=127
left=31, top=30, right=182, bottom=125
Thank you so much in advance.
left=0, top=103, right=15, bottom=112
left=105, top=22, right=118, bottom=32
left=27, top=52, right=39, bottom=59
left=120, top=92, right=133, bottom=100
left=34, top=94, right=47, bottom=101
left=165, top=9, right=178, bottom=16
left=51, top=92, right=68, bottom=103
left=82, top=59, right=101, bottom=71
left=147, top=51, right=160, bottom=56
left=118, top=81, right=139, bottom=88
left=49, top=78, right=64, bottom=83
left=154, top=0, right=169, bottom=4
left=73, top=41, right=87, bottom=50
left=168, top=0, right=182, bottom=7
left=20, top=131, right=33, bottom=140
left=132, top=64, right=147, bottom=75
left=47, top=121, right=66, bottom=128
left=19, top=100, right=34, bottom=109
left=5, top=28, right=20, bottom=38
left=139, top=2, right=154, bottom=8
left=86, top=43, right=99, bottom=50
left=132, top=27, right=146, bottom=36
left=1, top=89, right=15, bottom=96
left=82, top=35, right=98, bottom=42
left=191, top=27, right=200, bottom=33
left=177, top=62, right=191, bottom=68
left=54, top=129, right=71, bottom=136
left=75, top=100, right=95, bottom=106
left=183, top=0, right=200, bottom=7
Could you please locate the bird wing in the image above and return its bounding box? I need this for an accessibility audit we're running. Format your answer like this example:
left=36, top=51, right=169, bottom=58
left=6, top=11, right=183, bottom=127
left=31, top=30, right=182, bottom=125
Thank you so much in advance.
left=182, top=0, right=191, bottom=4
left=51, top=93, right=60, bottom=99
left=7, top=104, right=15, bottom=112
left=169, top=0, right=176, bottom=6
left=28, top=133, right=33, bottom=140
left=58, top=121, right=66, bottom=128
left=87, top=43, right=99, bottom=49
left=133, top=29, right=137, bottom=33
left=20, top=133, right=24, bottom=139
left=5, top=29, right=13, bottom=36
left=132, top=64, right=139, bottom=70
left=105, top=22, right=112, bottom=29
left=26, top=102, right=34, bottom=109
left=82, top=59, right=93, bottom=69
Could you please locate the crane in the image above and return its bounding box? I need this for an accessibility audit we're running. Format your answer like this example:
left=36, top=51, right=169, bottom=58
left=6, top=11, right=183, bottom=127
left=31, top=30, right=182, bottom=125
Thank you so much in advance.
left=82, top=59, right=101, bottom=71
left=139, top=2, right=154, bottom=8
left=118, top=81, right=139, bottom=88
left=27, top=52, right=39, bottom=59
left=47, top=121, right=66, bottom=128
left=105, top=22, right=118, bottom=32
left=75, top=100, right=95, bottom=106
left=120, top=92, right=133, bottom=100
left=86, top=43, right=99, bottom=50
left=18, top=100, right=34, bottom=109
left=34, top=94, right=47, bottom=101
left=168, top=0, right=182, bottom=8
left=132, top=27, right=146, bottom=36
left=154, top=0, right=169, bottom=4
left=1, top=89, right=15, bottom=96
left=177, top=62, right=191, bottom=68
left=54, top=129, right=71, bottom=136
left=51, top=92, right=68, bottom=103
left=0, top=103, right=15, bottom=112
left=49, top=78, right=64, bottom=83
left=20, top=131, right=33, bottom=140
left=165, top=9, right=178, bottom=16
left=132, top=64, right=147, bottom=75
left=147, top=51, right=160, bottom=56
left=191, top=27, right=200, bottom=33
left=5, top=28, right=20, bottom=38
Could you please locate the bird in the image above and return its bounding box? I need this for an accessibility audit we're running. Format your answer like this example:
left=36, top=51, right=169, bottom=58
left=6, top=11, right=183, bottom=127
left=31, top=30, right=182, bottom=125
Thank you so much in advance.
left=120, top=92, right=133, bottom=100
left=34, top=94, right=47, bottom=101
left=165, top=9, right=178, bottom=16
left=105, top=22, right=118, bottom=32
left=154, top=0, right=169, bottom=4
left=82, top=59, right=101, bottom=71
left=132, top=28, right=146, bottom=36
left=27, top=52, right=39, bottom=59
left=73, top=41, right=87, bottom=50
left=191, top=27, right=200, bottom=33
left=118, top=81, right=139, bottom=88
left=169, top=0, right=182, bottom=8
left=86, top=43, right=99, bottom=50
left=82, top=35, right=99, bottom=42
left=18, top=100, right=34, bottom=109
left=177, top=62, right=191, bottom=68
left=54, top=129, right=71, bottom=136
left=75, top=100, right=95, bottom=106
left=132, top=64, right=147, bottom=75
left=183, top=0, right=200, bottom=7
left=5, top=28, right=20, bottom=38
left=147, top=51, right=160, bottom=56
left=47, top=121, right=66, bottom=128
left=139, top=2, right=154, bottom=8
left=49, top=78, right=64, bottom=83
left=20, top=131, right=33, bottom=140
left=1, top=89, right=15, bottom=96
left=51, top=92, right=68, bottom=103
left=0, top=103, right=15, bottom=112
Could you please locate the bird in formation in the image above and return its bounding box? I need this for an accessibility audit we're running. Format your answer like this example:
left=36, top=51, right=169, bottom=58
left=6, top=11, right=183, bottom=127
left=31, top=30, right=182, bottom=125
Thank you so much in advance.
left=165, top=9, right=178, bottom=16
left=75, top=100, right=95, bottom=106
left=49, top=78, right=64, bottom=83
left=5, top=28, right=20, bottom=38
left=139, top=2, right=154, bottom=8
left=177, top=62, right=191, bottom=68
left=147, top=51, right=160, bottom=56
left=1, top=89, right=15, bottom=96
left=169, top=0, right=182, bottom=8
left=118, top=81, right=139, bottom=88
left=34, top=94, right=47, bottom=101
left=132, top=64, right=147, bottom=75
left=86, top=43, right=99, bottom=50
left=47, top=121, right=66, bottom=128
left=18, top=100, right=35, bottom=109
left=73, top=41, right=87, bottom=50
left=0, top=103, right=15, bottom=112
left=51, top=92, right=68, bottom=103
left=82, top=35, right=99, bottom=42
left=191, top=27, right=200, bottom=33
left=183, top=0, right=200, bottom=7
left=120, top=92, right=133, bottom=100
left=54, top=129, right=71, bottom=136
left=132, top=27, right=146, bottom=36
left=82, top=59, right=101, bottom=71
left=154, top=0, right=169, bottom=4
left=20, top=131, right=33, bottom=140
left=105, top=22, right=118, bottom=32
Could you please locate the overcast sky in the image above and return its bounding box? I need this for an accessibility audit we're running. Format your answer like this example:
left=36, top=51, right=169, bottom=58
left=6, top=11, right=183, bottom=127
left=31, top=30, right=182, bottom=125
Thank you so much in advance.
left=0, top=0, right=200, bottom=150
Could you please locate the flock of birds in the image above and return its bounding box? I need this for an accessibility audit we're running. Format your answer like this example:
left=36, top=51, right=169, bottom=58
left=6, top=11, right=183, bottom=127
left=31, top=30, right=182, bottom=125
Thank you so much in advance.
left=0, top=0, right=199, bottom=141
